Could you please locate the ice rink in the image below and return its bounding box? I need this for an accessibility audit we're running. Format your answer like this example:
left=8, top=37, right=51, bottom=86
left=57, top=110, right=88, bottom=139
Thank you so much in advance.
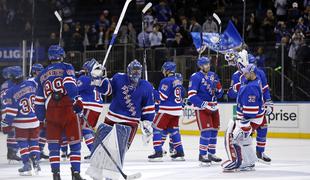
left=0, top=134, right=310, bottom=180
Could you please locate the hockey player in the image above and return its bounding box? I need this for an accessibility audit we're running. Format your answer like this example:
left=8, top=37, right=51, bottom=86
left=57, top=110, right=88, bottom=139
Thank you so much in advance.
left=28, top=63, right=49, bottom=160
left=34, top=45, right=85, bottom=180
left=222, top=63, right=264, bottom=171
left=188, top=56, right=223, bottom=165
left=1, top=66, right=41, bottom=175
left=226, top=50, right=272, bottom=163
left=148, top=62, right=185, bottom=161
left=77, top=59, right=104, bottom=159
left=93, top=59, right=155, bottom=148
left=0, top=67, right=21, bottom=162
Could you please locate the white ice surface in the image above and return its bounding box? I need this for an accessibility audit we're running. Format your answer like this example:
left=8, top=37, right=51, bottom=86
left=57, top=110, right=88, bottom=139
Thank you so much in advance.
left=0, top=134, right=310, bottom=180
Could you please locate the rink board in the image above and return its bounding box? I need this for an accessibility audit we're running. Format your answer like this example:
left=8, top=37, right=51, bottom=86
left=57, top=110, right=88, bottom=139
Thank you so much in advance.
left=98, top=103, right=310, bottom=139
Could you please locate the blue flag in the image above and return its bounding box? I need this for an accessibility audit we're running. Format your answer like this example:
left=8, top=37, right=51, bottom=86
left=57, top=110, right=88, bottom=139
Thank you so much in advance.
left=191, top=20, right=242, bottom=53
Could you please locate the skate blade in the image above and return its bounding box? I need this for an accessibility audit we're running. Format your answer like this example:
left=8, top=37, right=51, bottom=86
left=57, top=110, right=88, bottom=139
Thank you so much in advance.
left=257, top=159, right=271, bottom=165
left=223, top=168, right=239, bottom=173
left=148, top=158, right=163, bottom=162
left=8, top=160, right=21, bottom=165
left=19, top=171, right=32, bottom=176
left=171, top=157, right=185, bottom=161
left=199, top=162, right=211, bottom=167
left=239, top=167, right=255, bottom=171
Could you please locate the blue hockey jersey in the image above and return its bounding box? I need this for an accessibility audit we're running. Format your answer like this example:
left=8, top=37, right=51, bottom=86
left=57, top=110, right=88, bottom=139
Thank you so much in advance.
left=1, top=80, right=14, bottom=119
left=188, top=71, right=223, bottom=110
left=158, top=75, right=184, bottom=116
left=98, top=73, right=155, bottom=123
left=236, top=78, right=265, bottom=125
left=228, top=68, right=271, bottom=101
left=77, top=75, right=104, bottom=113
left=4, top=80, right=39, bottom=129
left=34, top=62, right=78, bottom=122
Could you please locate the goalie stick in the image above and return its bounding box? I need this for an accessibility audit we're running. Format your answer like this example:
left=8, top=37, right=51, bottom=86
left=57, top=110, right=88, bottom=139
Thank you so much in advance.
left=81, top=115, right=141, bottom=180
left=102, top=0, right=133, bottom=67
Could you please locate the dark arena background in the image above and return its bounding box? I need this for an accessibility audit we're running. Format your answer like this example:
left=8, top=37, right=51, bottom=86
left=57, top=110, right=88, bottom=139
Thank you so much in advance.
left=0, top=0, right=310, bottom=180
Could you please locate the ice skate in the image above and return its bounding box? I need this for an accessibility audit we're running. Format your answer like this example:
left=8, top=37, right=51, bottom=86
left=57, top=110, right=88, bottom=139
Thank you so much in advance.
left=71, top=167, right=86, bottom=180
left=257, top=152, right=271, bottom=164
left=148, top=151, right=163, bottom=162
left=18, top=162, right=32, bottom=176
left=171, top=151, right=185, bottom=161
left=7, top=148, right=21, bottom=163
left=208, top=154, right=222, bottom=162
left=199, top=154, right=211, bottom=166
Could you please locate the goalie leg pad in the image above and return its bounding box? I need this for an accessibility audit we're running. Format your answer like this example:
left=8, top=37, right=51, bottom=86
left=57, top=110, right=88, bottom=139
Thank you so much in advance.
left=86, top=124, right=131, bottom=180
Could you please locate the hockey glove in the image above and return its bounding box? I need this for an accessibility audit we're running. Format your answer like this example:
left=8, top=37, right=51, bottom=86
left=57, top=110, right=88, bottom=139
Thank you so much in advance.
left=1, top=120, right=12, bottom=134
left=73, top=97, right=84, bottom=114
left=141, top=120, right=153, bottom=145
left=264, top=100, right=274, bottom=115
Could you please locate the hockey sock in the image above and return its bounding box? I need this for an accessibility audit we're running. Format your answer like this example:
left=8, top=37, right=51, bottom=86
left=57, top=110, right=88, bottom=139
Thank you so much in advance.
left=48, top=142, right=60, bottom=173
left=168, top=128, right=174, bottom=152
left=83, top=128, right=94, bottom=152
left=7, top=130, right=18, bottom=151
left=161, top=129, right=168, bottom=146
left=199, top=130, right=211, bottom=156
left=17, top=140, right=30, bottom=164
left=256, top=126, right=268, bottom=153
left=208, top=129, right=218, bottom=155
left=153, top=127, right=163, bottom=152
left=60, top=137, right=68, bottom=154
left=39, top=129, right=46, bottom=152
left=69, top=142, right=81, bottom=172
left=168, top=127, right=183, bottom=153
left=29, top=140, right=40, bottom=161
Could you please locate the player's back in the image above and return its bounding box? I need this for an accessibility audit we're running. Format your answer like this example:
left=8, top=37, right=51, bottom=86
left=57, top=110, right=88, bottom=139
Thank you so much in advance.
left=37, top=62, right=77, bottom=100
left=6, top=80, right=38, bottom=129
left=158, top=75, right=183, bottom=116
left=237, top=78, right=264, bottom=119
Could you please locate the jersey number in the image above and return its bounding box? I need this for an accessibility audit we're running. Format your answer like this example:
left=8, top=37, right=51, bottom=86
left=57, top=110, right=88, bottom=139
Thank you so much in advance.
left=19, top=95, right=35, bottom=115
left=174, top=87, right=182, bottom=103
left=43, top=78, right=65, bottom=98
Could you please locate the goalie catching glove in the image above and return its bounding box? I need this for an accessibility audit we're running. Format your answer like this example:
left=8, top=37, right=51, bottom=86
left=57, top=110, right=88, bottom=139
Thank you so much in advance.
left=141, top=120, right=153, bottom=145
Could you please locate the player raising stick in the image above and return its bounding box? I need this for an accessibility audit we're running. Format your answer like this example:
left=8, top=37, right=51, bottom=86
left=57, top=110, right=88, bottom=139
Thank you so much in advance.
left=92, top=59, right=155, bottom=148
left=188, top=56, right=223, bottom=165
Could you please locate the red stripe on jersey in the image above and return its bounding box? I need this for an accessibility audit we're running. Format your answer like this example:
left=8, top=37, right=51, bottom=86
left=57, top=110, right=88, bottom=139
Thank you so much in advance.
left=14, top=118, right=38, bottom=123
left=108, top=112, right=137, bottom=122
left=159, top=107, right=183, bottom=111
left=143, top=107, right=155, bottom=112
left=243, top=107, right=259, bottom=112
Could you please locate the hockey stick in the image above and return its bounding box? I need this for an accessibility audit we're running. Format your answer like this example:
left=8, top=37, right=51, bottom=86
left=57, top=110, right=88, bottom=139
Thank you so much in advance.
left=212, top=13, right=221, bottom=67
left=28, top=0, right=35, bottom=77
left=102, top=0, right=133, bottom=67
left=141, top=2, right=152, bottom=81
left=54, top=11, right=63, bottom=46
left=81, top=115, right=141, bottom=180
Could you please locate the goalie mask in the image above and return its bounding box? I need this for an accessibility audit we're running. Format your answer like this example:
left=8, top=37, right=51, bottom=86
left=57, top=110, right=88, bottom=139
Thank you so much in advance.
left=224, top=50, right=238, bottom=66
left=127, top=59, right=142, bottom=86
